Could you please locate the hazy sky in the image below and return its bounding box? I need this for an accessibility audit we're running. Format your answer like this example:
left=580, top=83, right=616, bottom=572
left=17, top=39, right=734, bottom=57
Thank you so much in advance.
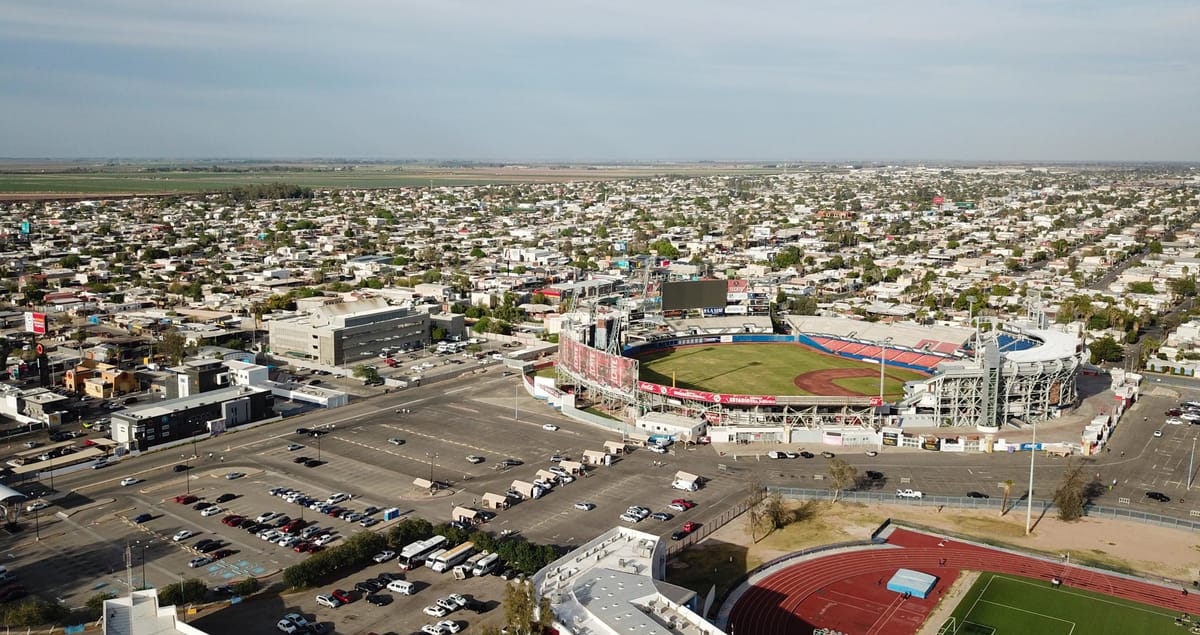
left=2, top=1, right=1198, bottom=161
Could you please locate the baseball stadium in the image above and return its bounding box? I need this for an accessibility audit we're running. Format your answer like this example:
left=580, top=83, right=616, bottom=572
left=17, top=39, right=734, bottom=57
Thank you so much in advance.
left=554, top=281, right=1086, bottom=448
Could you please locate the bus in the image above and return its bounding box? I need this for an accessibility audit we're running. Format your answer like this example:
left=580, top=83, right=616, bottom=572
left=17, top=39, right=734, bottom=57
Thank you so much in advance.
left=471, top=552, right=501, bottom=577
left=429, top=541, right=475, bottom=573
left=397, top=535, right=449, bottom=570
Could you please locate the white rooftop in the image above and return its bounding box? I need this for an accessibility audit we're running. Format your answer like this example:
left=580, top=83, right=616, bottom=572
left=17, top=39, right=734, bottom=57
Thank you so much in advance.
left=103, top=589, right=209, bottom=635
left=533, top=527, right=724, bottom=635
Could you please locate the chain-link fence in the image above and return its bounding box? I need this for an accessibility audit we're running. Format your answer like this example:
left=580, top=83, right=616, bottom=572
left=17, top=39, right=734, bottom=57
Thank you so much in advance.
left=767, top=486, right=1200, bottom=532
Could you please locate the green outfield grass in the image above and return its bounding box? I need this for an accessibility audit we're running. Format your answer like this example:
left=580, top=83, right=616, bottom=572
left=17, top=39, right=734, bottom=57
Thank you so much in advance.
left=942, top=572, right=1181, bottom=635
left=635, top=343, right=924, bottom=397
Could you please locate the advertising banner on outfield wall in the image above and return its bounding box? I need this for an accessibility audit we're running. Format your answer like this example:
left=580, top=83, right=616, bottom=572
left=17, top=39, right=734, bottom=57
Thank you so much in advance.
left=559, top=337, right=637, bottom=394
left=637, top=381, right=778, bottom=406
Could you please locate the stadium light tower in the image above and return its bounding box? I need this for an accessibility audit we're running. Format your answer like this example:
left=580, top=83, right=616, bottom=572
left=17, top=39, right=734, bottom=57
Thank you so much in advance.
left=878, top=337, right=893, bottom=401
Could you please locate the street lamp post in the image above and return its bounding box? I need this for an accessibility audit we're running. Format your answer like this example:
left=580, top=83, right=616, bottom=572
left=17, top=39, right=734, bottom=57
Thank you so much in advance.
left=426, top=452, right=438, bottom=490
left=31, top=505, right=40, bottom=541
left=181, top=454, right=190, bottom=496
left=135, top=541, right=147, bottom=589
left=1189, top=436, right=1197, bottom=490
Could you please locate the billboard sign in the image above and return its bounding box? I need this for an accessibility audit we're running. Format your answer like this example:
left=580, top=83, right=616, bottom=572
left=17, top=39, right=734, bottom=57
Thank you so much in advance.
left=662, top=280, right=728, bottom=311
left=24, top=312, right=47, bottom=334
left=933, top=196, right=945, bottom=205
left=869, top=396, right=884, bottom=407
left=558, top=337, right=637, bottom=394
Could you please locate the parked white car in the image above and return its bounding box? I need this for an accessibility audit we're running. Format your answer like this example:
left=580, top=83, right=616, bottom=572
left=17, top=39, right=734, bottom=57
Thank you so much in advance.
left=200, top=506, right=223, bottom=517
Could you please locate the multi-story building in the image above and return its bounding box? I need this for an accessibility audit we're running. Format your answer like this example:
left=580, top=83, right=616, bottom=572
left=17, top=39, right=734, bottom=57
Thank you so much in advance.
left=111, top=385, right=274, bottom=452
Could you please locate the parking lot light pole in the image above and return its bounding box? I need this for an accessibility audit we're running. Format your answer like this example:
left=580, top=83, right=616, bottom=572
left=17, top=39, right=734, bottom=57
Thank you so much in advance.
left=181, top=454, right=190, bottom=496
left=1189, top=437, right=1196, bottom=490
left=426, top=452, right=437, bottom=489
left=1025, top=421, right=1036, bottom=535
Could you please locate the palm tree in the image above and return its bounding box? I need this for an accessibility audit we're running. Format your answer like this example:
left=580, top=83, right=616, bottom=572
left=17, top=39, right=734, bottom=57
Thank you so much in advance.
left=1001, top=479, right=1014, bottom=516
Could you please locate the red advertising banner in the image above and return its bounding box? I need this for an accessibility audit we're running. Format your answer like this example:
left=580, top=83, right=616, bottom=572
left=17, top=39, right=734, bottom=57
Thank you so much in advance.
left=726, top=279, right=749, bottom=293
left=637, top=381, right=777, bottom=406
left=559, top=337, right=637, bottom=394
left=869, top=396, right=884, bottom=407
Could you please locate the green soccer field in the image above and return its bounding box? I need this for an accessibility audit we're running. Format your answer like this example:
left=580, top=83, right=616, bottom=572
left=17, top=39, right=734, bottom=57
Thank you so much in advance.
left=942, top=573, right=1182, bottom=635
left=634, top=343, right=925, bottom=397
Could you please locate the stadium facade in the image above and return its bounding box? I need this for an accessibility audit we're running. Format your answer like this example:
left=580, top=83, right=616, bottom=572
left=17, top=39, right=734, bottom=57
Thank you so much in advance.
left=555, top=310, right=1085, bottom=444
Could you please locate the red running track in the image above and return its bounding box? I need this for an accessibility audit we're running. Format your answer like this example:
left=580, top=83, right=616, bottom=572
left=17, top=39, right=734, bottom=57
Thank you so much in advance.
left=728, top=528, right=1200, bottom=635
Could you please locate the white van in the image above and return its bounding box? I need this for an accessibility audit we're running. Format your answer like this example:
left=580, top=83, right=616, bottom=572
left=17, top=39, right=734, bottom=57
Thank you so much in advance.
left=387, top=580, right=415, bottom=595
left=672, top=479, right=698, bottom=492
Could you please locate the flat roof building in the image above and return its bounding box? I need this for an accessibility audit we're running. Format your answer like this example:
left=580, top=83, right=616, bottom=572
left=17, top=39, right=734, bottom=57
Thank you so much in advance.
left=532, top=526, right=723, bottom=635
left=111, top=385, right=274, bottom=452
left=268, top=298, right=429, bottom=366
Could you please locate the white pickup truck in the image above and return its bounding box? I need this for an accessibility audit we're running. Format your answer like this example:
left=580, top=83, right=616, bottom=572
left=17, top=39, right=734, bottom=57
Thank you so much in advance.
left=896, top=488, right=924, bottom=499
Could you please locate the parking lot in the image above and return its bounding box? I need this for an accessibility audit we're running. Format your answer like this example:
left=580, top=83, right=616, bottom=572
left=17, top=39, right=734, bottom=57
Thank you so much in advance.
left=13, top=365, right=1200, bottom=633
left=4, top=370, right=743, bottom=633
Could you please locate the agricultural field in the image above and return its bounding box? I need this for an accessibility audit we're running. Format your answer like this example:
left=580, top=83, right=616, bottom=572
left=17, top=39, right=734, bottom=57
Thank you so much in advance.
left=0, top=161, right=785, bottom=197
left=635, top=343, right=924, bottom=398
left=942, top=572, right=1182, bottom=635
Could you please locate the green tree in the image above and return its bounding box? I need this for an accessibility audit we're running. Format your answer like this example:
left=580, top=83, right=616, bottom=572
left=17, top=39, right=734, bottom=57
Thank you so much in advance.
left=159, top=328, right=189, bottom=365
left=158, top=579, right=208, bottom=606
left=352, top=365, right=381, bottom=384
left=1170, top=277, right=1197, bottom=298
left=1053, top=460, right=1088, bottom=522
left=0, top=596, right=70, bottom=627
left=387, top=517, right=434, bottom=549
left=827, top=458, right=858, bottom=502
left=1088, top=335, right=1124, bottom=364
left=502, top=581, right=554, bottom=635
left=762, top=491, right=791, bottom=530
left=232, top=578, right=260, bottom=596
left=85, top=591, right=117, bottom=618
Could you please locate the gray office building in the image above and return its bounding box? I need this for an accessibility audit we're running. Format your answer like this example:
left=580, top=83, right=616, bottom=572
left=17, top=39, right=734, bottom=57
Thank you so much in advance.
left=268, top=298, right=429, bottom=366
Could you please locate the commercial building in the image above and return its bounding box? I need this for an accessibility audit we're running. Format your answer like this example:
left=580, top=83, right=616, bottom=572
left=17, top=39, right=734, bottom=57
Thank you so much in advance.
left=103, top=588, right=209, bottom=635
left=532, top=526, right=721, bottom=635
left=267, top=298, right=429, bottom=366
left=111, top=385, right=274, bottom=452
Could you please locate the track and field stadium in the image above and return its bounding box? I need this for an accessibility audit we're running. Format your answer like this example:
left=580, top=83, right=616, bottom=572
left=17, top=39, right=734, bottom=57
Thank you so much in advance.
left=554, top=312, right=1086, bottom=449
left=720, top=524, right=1196, bottom=635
